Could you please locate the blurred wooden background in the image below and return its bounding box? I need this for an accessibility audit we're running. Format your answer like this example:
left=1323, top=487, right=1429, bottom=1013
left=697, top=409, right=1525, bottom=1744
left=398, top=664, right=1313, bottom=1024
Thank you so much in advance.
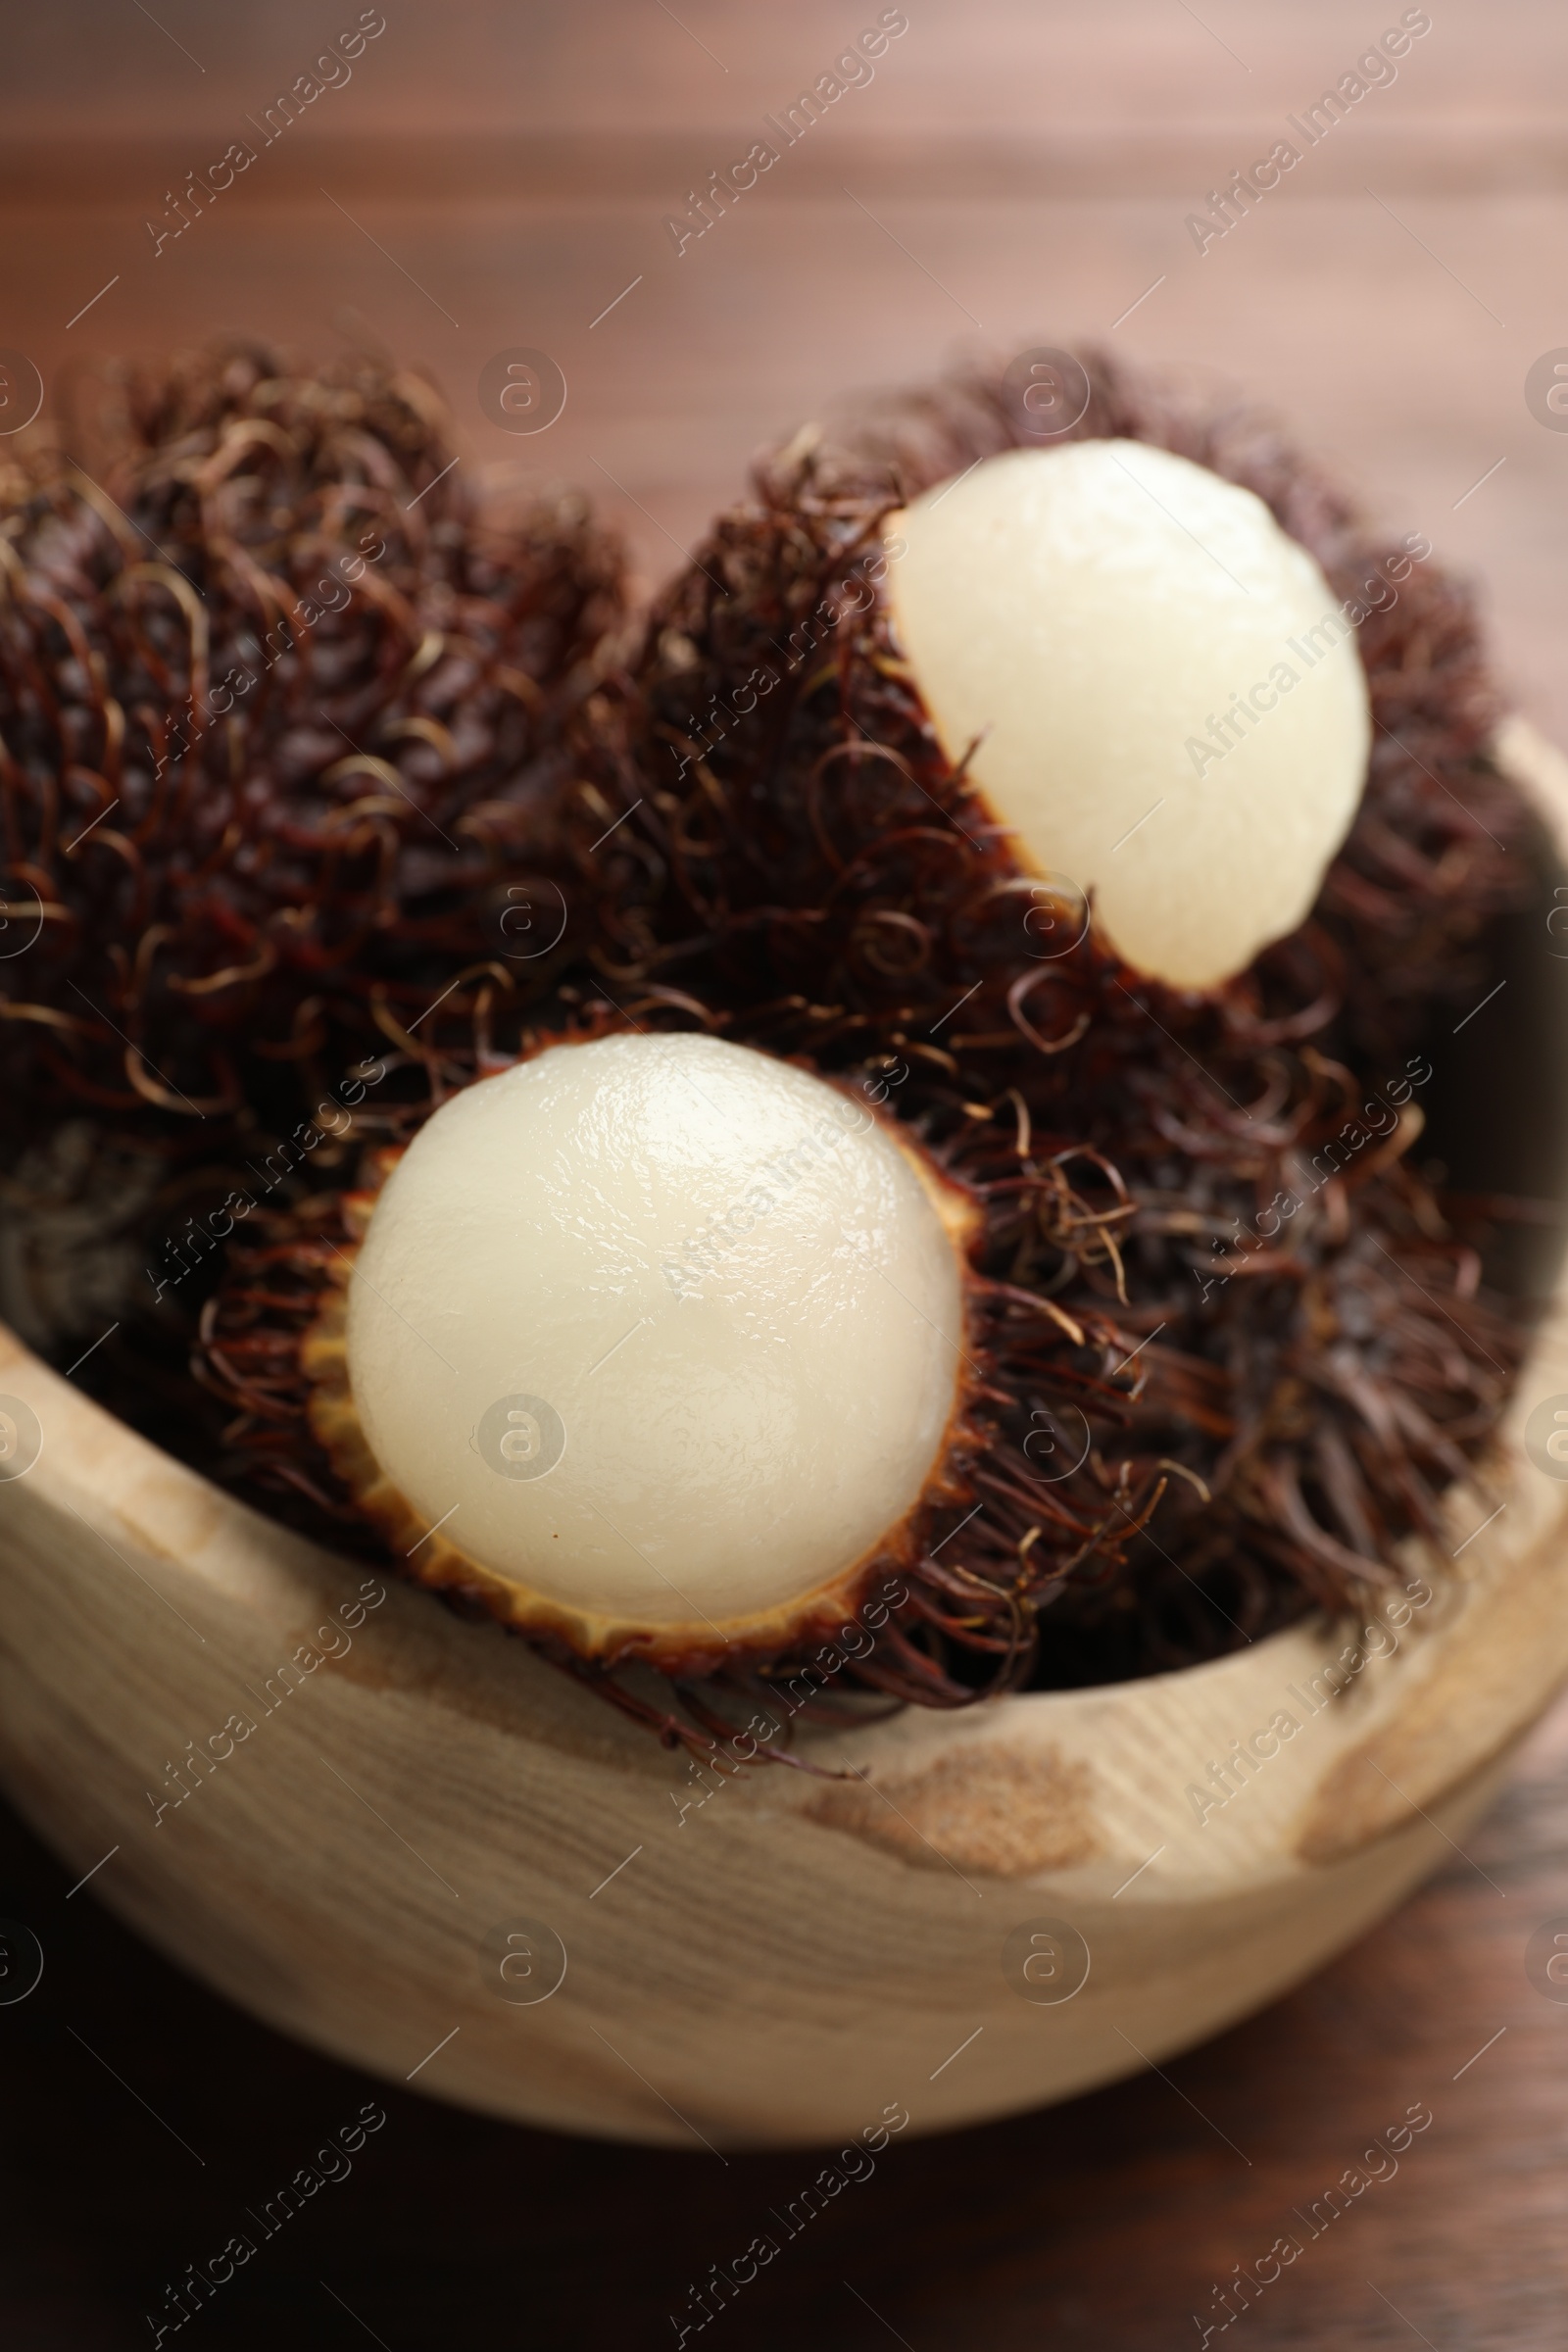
left=4, top=0, right=1568, bottom=734
left=4, top=2, right=1568, bottom=2342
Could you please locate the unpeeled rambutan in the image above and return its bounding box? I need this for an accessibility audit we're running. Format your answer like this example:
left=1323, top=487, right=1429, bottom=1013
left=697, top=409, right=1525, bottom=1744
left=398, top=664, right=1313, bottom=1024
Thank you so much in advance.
left=0, top=338, right=623, bottom=1128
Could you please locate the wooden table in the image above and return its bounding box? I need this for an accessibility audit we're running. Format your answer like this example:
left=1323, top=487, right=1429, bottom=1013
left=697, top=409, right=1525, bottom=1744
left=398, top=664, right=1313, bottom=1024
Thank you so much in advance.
left=3, top=1, right=1568, bottom=2339
left=2, top=1696, right=1565, bottom=2349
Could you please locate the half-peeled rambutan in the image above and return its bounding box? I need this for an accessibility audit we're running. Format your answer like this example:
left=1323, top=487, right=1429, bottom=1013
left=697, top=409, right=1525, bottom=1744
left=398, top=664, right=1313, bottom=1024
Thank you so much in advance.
left=410, top=348, right=1535, bottom=1719
left=195, top=981, right=1523, bottom=1747
left=564, top=351, right=1525, bottom=1070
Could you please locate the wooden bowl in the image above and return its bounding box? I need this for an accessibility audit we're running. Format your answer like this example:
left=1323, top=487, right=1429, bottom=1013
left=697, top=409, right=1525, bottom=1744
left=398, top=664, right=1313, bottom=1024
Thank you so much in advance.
left=1, top=721, right=1566, bottom=2152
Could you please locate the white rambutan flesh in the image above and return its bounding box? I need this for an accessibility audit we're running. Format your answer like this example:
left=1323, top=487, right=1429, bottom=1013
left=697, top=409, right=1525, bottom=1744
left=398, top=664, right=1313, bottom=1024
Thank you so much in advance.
left=887, top=439, right=1372, bottom=991
left=346, top=1032, right=967, bottom=1635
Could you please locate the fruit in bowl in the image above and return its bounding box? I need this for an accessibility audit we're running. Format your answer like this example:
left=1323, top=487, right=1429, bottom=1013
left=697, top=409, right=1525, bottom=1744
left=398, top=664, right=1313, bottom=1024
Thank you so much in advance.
left=0, top=347, right=1562, bottom=2145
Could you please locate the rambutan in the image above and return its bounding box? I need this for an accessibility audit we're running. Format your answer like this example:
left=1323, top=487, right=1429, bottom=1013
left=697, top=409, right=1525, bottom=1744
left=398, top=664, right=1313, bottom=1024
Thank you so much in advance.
left=195, top=982, right=1522, bottom=1744
left=0, top=338, right=622, bottom=1127
left=17, top=344, right=1543, bottom=1747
